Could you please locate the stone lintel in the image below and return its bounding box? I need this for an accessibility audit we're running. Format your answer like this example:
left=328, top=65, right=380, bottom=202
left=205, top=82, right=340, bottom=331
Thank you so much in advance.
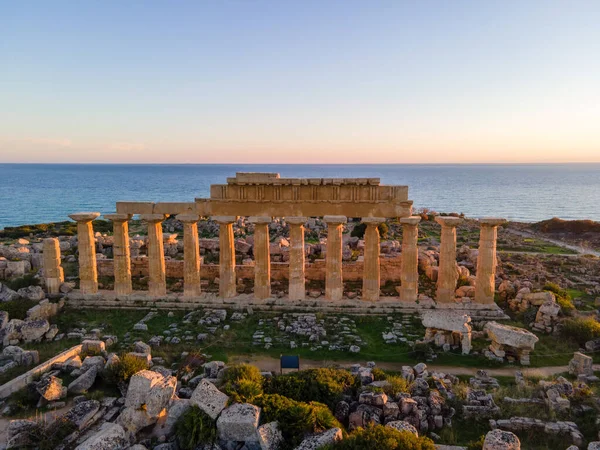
left=479, top=218, right=507, bottom=227
left=285, top=216, right=308, bottom=225
left=435, top=216, right=462, bottom=228
left=139, top=214, right=168, bottom=223
left=323, top=215, right=347, bottom=224
left=400, top=216, right=422, bottom=226
left=69, top=212, right=101, bottom=222
left=104, top=213, right=132, bottom=222
left=212, top=216, right=238, bottom=224
left=176, top=214, right=200, bottom=223
left=116, top=201, right=155, bottom=215
left=248, top=216, right=272, bottom=224
left=362, top=217, right=386, bottom=225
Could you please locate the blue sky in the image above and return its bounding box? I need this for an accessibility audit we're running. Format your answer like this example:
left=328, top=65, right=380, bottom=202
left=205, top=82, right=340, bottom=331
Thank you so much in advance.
left=1, top=1, right=599, bottom=163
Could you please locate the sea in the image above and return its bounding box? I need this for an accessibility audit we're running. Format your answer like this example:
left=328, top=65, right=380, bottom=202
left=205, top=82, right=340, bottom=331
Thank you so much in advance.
left=1, top=163, right=599, bottom=229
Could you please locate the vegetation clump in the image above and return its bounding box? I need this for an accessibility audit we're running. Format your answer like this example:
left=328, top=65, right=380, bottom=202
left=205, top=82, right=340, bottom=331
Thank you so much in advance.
left=324, top=425, right=435, bottom=450
left=543, top=282, right=575, bottom=314
left=107, top=353, right=149, bottom=382
left=254, top=393, right=340, bottom=449
left=175, top=405, right=217, bottom=449
left=220, top=363, right=264, bottom=403
left=264, top=368, right=359, bottom=409
left=561, top=317, right=600, bottom=345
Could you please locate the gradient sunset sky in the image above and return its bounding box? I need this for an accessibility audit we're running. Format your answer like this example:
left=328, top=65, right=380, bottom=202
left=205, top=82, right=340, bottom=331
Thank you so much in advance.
left=2, top=1, right=599, bottom=164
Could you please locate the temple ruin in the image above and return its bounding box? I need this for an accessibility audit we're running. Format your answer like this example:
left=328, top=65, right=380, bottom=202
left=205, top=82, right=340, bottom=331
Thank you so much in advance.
left=64, top=173, right=507, bottom=317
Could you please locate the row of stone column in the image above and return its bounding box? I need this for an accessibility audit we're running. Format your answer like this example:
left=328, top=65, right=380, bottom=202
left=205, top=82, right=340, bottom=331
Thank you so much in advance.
left=67, top=212, right=503, bottom=304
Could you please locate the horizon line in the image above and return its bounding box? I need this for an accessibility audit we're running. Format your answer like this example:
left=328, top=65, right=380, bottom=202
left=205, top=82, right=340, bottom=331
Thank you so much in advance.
left=2, top=161, right=600, bottom=166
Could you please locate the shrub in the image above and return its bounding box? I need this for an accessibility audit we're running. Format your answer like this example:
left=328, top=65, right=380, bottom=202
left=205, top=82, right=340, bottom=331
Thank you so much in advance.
left=107, top=353, right=149, bottom=382
left=382, top=375, right=412, bottom=397
left=254, top=394, right=340, bottom=449
left=324, top=425, right=435, bottom=450
left=175, top=405, right=216, bottom=449
left=350, top=223, right=388, bottom=239
left=220, top=364, right=264, bottom=403
left=466, top=435, right=486, bottom=450
left=543, top=283, right=575, bottom=314
left=264, top=368, right=359, bottom=409
left=0, top=298, right=39, bottom=320
left=371, top=368, right=386, bottom=381
left=561, top=317, right=600, bottom=345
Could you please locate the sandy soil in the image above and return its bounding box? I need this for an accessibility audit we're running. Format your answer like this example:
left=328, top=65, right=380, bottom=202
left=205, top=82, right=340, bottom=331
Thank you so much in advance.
left=230, top=355, right=600, bottom=378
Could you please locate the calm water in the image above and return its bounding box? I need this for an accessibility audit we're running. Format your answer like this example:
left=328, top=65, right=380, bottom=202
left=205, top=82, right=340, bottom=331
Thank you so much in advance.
left=0, top=163, right=599, bottom=229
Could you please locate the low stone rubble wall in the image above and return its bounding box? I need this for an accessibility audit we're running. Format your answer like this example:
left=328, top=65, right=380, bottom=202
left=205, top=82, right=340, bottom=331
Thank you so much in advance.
left=0, top=344, right=82, bottom=399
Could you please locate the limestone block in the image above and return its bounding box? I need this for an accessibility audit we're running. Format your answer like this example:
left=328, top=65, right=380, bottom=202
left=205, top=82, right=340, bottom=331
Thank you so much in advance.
left=190, top=379, right=229, bottom=419
left=483, top=429, right=520, bottom=450
left=0, top=283, right=19, bottom=302
left=124, top=370, right=177, bottom=418
left=216, top=403, right=261, bottom=442
left=64, top=400, right=101, bottom=430
left=421, top=311, right=471, bottom=333
left=485, top=322, right=539, bottom=350
left=74, top=422, right=129, bottom=450
left=68, top=366, right=98, bottom=394
left=20, top=319, right=50, bottom=343
left=82, top=340, right=106, bottom=355
left=36, top=376, right=65, bottom=401
left=257, top=421, right=283, bottom=450
left=294, top=427, right=343, bottom=450
left=386, top=420, right=419, bottom=436
left=568, top=352, right=594, bottom=377
left=17, top=286, right=45, bottom=301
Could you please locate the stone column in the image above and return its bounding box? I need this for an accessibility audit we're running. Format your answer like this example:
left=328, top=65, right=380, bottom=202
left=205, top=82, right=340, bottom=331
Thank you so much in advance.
left=69, top=212, right=100, bottom=294
left=435, top=216, right=462, bottom=303
left=176, top=214, right=202, bottom=298
left=324, top=216, right=347, bottom=301
left=362, top=217, right=385, bottom=301
left=249, top=217, right=272, bottom=299
left=214, top=216, right=238, bottom=298
left=43, top=238, right=64, bottom=294
left=399, top=216, right=421, bottom=302
left=104, top=214, right=133, bottom=296
left=140, top=214, right=167, bottom=297
left=287, top=217, right=307, bottom=300
left=475, top=218, right=507, bottom=304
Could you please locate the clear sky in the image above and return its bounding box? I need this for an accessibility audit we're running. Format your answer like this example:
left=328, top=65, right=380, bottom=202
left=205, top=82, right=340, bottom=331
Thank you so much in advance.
left=1, top=1, right=599, bottom=164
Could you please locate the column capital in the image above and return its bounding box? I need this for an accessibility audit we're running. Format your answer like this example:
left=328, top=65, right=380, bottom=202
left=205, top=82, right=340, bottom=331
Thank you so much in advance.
left=176, top=213, right=200, bottom=223
left=400, top=216, right=421, bottom=226
left=69, top=212, right=101, bottom=222
left=479, top=217, right=507, bottom=227
left=212, top=216, right=238, bottom=224
left=248, top=216, right=272, bottom=224
left=286, top=216, right=308, bottom=225
left=362, top=217, right=386, bottom=225
left=435, top=216, right=462, bottom=228
left=140, top=213, right=167, bottom=223
left=323, top=215, right=347, bottom=224
left=104, top=213, right=132, bottom=222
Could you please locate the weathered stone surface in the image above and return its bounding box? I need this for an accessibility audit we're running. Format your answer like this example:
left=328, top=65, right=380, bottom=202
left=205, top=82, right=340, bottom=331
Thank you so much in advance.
left=65, top=400, right=101, bottom=430
left=568, top=352, right=593, bottom=377
left=485, top=322, right=538, bottom=349
left=386, top=420, right=419, bottom=436
left=37, top=375, right=65, bottom=401
left=216, top=403, right=261, bottom=442
left=68, top=366, right=98, bottom=394
left=74, top=422, right=130, bottom=450
left=0, top=283, right=20, bottom=302
left=294, top=427, right=343, bottom=450
left=158, top=398, right=191, bottom=437
left=81, top=355, right=106, bottom=373
left=20, top=319, right=50, bottom=343
left=7, top=419, right=39, bottom=449
left=124, top=370, right=177, bottom=417
left=190, top=379, right=229, bottom=420
left=17, top=285, right=45, bottom=301
left=82, top=340, right=106, bottom=354
left=257, top=421, right=284, bottom=450
left=482, top=429, right=520, bottom=450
